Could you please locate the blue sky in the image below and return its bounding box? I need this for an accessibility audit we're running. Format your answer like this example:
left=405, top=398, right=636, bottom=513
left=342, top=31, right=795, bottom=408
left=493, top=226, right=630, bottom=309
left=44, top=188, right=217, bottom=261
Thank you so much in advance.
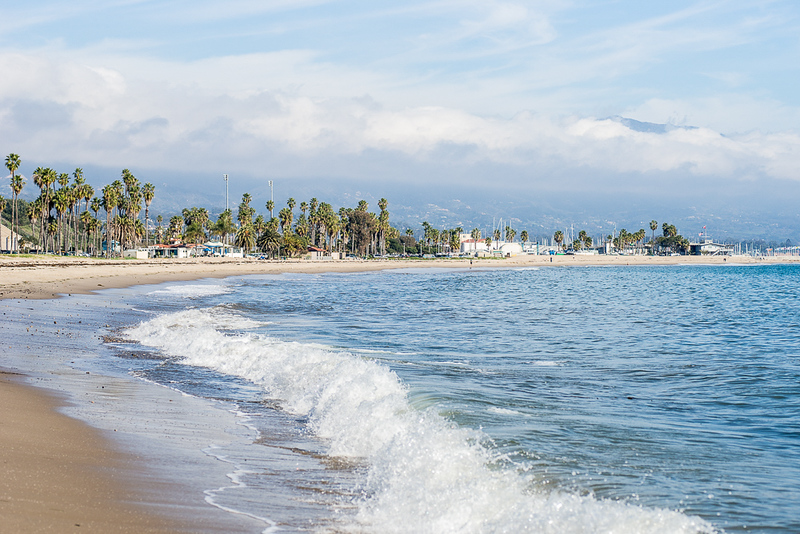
left=2, top=0, right=799, bottom=210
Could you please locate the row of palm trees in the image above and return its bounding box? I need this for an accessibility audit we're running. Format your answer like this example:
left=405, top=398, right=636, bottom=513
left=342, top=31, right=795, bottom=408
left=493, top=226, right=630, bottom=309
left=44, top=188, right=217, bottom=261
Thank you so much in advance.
left=548, top=221, right=687, bottom=254
left=4, top=152, right=691, bottom=258
left=3, top=154, right=23, bottom=252
left=174, top=195, right=397, bottom=258
left=1, top=153, right=157, bottom=256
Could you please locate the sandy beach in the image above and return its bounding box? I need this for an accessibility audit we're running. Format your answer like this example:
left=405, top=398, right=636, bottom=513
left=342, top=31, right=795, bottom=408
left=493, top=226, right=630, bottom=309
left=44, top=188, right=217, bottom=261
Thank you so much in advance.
left=0, top=371, right=186, bottom=533
left=2, top=252, right=798, bottom=532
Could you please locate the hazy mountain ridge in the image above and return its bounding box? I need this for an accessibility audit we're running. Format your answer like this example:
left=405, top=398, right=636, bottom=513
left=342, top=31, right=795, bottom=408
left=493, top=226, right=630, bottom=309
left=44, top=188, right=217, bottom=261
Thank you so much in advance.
left=9, top=162, right=799, bottom=244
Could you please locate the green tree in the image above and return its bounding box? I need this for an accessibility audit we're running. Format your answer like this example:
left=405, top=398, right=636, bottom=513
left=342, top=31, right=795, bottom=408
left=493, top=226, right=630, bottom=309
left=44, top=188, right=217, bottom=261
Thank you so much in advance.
left=238, top=194, right=254, bottom=226
left=378, top=198, right=389, bottom=256
left=649, top=220, right=658, bottom=255
left=0, top=194, right=6, bottom=250
left=520, top=230, right=529, bottom=244
left=578, top=230, right=588, bottom=250
left=168, top=216, right=183, bottom=241
left=308, top=197, right=318, bottom=246
left=6, top=153, right=23, bottom=252
left=102, top=184, right=120, bottom=256
left=235, top=224, right=256, bottom=252
left=470, top=228, right=481, bottom=254
left=449, top=229, right=461, bottom=253
left=257, top=226, right=282, bottom=258
left=348, top=207, right=374, bottom=256
left=553, top=230, right=564, bottom=250
left=212, top=209, right=236, bottom=245
left=143, top=182, right=155, bottom=245
left=182, top=207, right=209, bottom=244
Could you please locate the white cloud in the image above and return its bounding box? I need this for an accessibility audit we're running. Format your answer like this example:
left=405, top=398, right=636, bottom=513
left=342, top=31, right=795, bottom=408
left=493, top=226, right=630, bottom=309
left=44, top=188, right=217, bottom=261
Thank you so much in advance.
left=2, top=46, right=798, bottom=188
left=626, top=95, right=800, bottom=135
left=2, top=0, right=800, bottom=193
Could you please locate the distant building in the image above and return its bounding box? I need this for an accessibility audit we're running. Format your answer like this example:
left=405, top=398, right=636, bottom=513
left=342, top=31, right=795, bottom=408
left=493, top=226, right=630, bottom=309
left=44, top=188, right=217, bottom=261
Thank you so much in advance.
left=498, top=242, right=523, bottom=256
left=0, top=223, right=21, bottom=252
left=460, top=238, right=488, bottom=254
left=690, top=238, right=733, bottom=256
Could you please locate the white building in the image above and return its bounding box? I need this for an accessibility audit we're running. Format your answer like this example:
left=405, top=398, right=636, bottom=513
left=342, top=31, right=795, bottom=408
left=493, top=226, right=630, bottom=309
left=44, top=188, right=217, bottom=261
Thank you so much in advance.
left=0, top=222, right=22, bottom=252
left=460, top=238, right=488, bottom=254
left=498, top=242, right=523, bottom=256
left=690, top=239, right=733, bottom=256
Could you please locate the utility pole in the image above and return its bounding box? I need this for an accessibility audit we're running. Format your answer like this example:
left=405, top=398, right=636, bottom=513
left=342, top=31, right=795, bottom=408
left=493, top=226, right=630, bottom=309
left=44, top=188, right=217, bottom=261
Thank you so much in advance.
left=223, top=174, right=229, bottom=246
left=223, top=174, right=228, bottom=212
left=268, top=180, right=274, bottom=218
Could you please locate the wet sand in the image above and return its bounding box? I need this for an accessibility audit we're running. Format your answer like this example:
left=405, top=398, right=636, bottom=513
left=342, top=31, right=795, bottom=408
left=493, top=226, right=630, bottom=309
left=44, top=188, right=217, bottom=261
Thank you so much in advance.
left=0, top=371, right=186, bottom=533
left=1, top=252, right=797, bottom=532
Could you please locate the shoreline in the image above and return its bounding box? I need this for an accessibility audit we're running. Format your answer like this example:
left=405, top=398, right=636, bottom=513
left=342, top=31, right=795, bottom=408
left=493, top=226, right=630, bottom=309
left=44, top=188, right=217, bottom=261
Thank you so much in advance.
left=0, top=370, right=185, bottom=533
left=2, top=253, right=797, bottom=301
left=2, top=254, right=798, bottom=532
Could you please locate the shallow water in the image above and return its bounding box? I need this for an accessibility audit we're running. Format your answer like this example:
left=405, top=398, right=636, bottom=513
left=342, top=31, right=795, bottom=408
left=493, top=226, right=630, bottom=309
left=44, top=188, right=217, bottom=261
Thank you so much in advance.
left=5, top=265, right=800, bottom=533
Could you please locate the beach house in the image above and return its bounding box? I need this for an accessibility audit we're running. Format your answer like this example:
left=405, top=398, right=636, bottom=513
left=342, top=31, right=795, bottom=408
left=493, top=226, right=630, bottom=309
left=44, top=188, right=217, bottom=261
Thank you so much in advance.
left=689, top=238, right=733, bottom=256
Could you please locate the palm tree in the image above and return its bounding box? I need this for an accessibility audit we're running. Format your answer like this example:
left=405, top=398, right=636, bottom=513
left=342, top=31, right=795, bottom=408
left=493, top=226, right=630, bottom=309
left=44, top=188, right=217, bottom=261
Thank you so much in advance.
left=6, top=154, right=23, bottom=253
left=142, top=182, right=155, bottom=245
left=168, top=216, right=183, bottom=241
left=520, top=230, right=529, bottom=244
left=449, top=229, right=461, bottom=253
left=91, top=197, right=101, bottom=220
left=278, top=207, right=292, bottom=234
left=505, top=226, right=516, bottom=243
left=53, top=188, right=70, bottom=254
left=87, top=217, right=101, bottom=255
left=102, top=184, right=120, bottom=257
left=46, top=219, right=57, bottom=252
left=554, top=230, right=564, bottom=250
left=257, top=226, right=282, bottom=258
left=33, top=167, right=57, bottom=253
left=266, top=200, right=274, bottom=219
left=0, top=194, right=6, bottom=251
left=649, top=220, right=658, bottom=255
left=234, top=224, right=256, bottom=252
left=578, top=230, right=588, bottom=250
left=212, top=209, right=236, bottom=245
left=156, top=215, right=164, bottom=244
left=470, top=228, right=481, bottom=254
left=80, top=210, right=92, bottom=253
left=309, top=197, right=318, bottom=246
left=71, top=169, right=85, bottom=252
left=378, top=198, right=389, bottom=256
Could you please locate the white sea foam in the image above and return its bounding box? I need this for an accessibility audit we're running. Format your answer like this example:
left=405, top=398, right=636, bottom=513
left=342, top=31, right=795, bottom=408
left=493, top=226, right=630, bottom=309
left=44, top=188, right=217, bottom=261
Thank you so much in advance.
left=149, top=284, right=232, bottom=298
left=126, top=309, right=717, bottom=534
left=487, top=406, right=526, bottom=416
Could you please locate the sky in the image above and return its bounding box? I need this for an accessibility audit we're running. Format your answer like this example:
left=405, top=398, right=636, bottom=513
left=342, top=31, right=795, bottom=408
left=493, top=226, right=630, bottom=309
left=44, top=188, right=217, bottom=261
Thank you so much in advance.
left=1, top=0, right=799, bottom=234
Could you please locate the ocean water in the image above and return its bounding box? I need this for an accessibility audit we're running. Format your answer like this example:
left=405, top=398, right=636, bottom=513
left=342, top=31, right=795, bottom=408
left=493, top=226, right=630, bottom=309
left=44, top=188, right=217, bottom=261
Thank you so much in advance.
left=6, top=264, right=800, bottom=533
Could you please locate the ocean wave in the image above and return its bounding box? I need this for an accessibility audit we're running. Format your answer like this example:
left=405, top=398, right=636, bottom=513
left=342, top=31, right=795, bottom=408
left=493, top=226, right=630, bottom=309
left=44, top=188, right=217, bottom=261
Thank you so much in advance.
left=126, top=308, right=716, bottom=534
left=148, top=283, right=233, bottom=298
